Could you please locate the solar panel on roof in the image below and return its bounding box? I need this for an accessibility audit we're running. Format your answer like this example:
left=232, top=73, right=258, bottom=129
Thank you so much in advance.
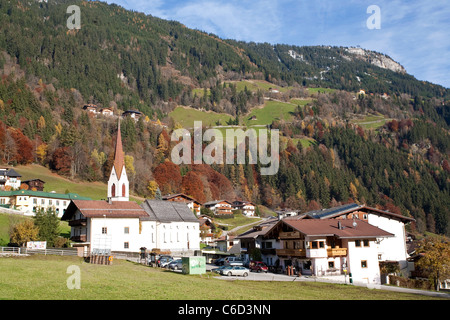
left=308, top=203, right=361, bottom=219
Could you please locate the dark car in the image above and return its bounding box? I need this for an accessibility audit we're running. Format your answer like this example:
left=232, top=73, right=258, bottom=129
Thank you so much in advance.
left=249, top=261, right=268, bottom=273
left=214, top=258, right=226, bottom=266
left=168, top=259, right=183, bottom=270
left=157, top=255, right=173, bottom=267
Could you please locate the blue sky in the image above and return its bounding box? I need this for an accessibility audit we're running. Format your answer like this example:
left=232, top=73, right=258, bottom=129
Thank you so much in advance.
left=105, top=0, right=450, bottom=88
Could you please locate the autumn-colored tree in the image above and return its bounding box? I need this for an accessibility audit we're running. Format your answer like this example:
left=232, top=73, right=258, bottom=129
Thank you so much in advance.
left=36, top=143, right=48, bottom=164
left=146, top=180, right=159, bottom=198
left=51, top=147, right=72, bottom=176
left=9, top=220, right=39, bottom=247
left=19, top=183, right=29, bottom=190
left=153, top=160, right=182, bottom=194
left=181, top=171, right=205, bottom=203
left=415, top=236, right=450, bottom=291
left=8, top=128, right=33, bottom=164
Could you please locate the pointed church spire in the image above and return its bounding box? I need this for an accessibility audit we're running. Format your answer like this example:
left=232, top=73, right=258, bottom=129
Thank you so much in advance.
left=107, top=119, right=129, bottom=201
left=113, top=119, right=125, bottom=178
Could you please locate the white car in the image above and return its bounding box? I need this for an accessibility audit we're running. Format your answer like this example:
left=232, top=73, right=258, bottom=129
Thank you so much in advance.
left=220, top=266, right=249, bottom=277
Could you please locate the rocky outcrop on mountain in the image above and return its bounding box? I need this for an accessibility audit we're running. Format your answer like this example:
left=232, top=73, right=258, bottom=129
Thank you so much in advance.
left=345, top=47, right=406, bottom=74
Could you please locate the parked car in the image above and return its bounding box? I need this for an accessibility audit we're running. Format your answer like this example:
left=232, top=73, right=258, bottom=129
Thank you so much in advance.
left=214, top=258, right=226, bottom=266
left=211, top=265, right=232, bottom=274
left=224, top=256, right=244, bottom=266
left=168, top=259, right=183, bottom=270
left=220, top=266, right=249, bottom=277
left=249, top=261, right=268, bottom=273
left=158, top=256, right=173, bottom=267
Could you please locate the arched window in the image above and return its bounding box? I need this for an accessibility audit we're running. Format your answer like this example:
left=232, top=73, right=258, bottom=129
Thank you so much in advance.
left=111, top=183, right=116, bottom=197
left=122, top=183, right=126, bottom=197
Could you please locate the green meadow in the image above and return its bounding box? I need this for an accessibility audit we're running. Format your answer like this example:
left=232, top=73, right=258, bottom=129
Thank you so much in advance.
left=0, top=255, right=442, bottom=300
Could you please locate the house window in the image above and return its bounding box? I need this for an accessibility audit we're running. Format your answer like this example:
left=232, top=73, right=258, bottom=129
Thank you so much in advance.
left=355, top=240, right=361, bottom=247
left=124, top=242, right=129, bottom=249
left=49, top=200, right=52, bottom=205
left=102, top=227, right=107, bottom=234
left=363, top=214, right=368, bottom=220
left=363, top=239, right=370, bottom=247
left=319, top=241, right=325, bottom=249
left=41, top=199, right=45, bottom=205
left=361, top=260, right=368, bottom=268
left=33, top=198, right=37, bottom=204
left=311, top=241, right=318, bottom=249
left=124, top=227, right=129, bottom=234
left=56, top=200, right=60, bottom=206
left=328, top=261, right=335, bottom=269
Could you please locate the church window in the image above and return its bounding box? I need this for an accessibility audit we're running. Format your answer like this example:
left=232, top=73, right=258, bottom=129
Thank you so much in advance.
left=111, top=184, right=116, bottom=197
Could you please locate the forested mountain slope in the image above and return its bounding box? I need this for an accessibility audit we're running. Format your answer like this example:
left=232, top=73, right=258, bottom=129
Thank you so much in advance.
left=0, top=0, right=448, bottom=236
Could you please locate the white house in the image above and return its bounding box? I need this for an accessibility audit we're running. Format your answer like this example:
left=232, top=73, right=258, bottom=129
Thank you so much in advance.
left=305, top=203, right=415, bottom=276
left=0, top=168, right=22, bottom=190
left=204, top=200, right=232, bottom=216
left=265, top=218, right=394, bottom=285
left=236, top=218, right=279, bottom=266
left=232, top=200, right=256, bottom=216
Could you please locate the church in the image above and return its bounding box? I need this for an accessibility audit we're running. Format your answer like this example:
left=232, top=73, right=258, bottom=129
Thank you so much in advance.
left=62, top=120, right=200, bottom=257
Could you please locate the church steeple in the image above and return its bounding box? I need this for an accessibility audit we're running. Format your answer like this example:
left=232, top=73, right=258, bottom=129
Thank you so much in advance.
left=107, top=119, right=129, bottom=202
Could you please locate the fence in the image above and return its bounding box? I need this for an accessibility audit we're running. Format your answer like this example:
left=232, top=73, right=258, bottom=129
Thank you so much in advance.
left=0, top=246, right=78, bottom=256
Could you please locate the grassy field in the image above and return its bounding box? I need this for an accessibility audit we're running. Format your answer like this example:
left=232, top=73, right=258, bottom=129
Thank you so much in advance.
left=169, top=106, right=233, bottom=128
left=0, top=255, right=441, bottom=300
left=350, top=114, right=390, bottom=130
left=242, top=101, right=297, bottom=126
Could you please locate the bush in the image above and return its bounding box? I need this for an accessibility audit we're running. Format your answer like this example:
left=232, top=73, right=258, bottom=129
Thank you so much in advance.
left=389, top=275, right=433, bottom=291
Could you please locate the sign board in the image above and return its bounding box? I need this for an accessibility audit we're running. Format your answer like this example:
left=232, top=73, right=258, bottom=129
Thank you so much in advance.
left=182, top=256, right=206, bottom=275
left=27, top=241, right=47, bottom=250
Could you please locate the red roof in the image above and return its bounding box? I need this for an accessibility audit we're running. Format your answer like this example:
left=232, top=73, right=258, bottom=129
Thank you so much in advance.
left=282, top=218, right=394, bottom=239
left=62, top=200, right=147, bottom=219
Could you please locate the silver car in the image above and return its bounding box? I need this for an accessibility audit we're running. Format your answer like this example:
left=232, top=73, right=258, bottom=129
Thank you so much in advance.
left=220, top=266, right=249, bottom=277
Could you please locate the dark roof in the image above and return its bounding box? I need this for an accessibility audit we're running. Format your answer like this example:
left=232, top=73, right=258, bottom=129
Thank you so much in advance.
left=282, top=219, right=394, bottom=239
left=204, top=200, right=231, bottom=206
left=162, top=193, right=202, bottom=205
left=123, top=110, right=142, bottom=114
left=141, top=199, right=199, bottom=223
left=303, top=203, right=415, bottom=223
left=0, top=168, right=21, bottom=177
left=236, top=220, right=278, bottom=239
left=306, top=203, right=362, bottom=219
left=22, top=179, right=45, bottom=183
left=61, top=200, right=146, bottom=220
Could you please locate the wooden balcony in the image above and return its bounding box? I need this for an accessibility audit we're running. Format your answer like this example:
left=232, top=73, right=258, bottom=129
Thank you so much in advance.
left=70, top=234, right=87, bottom=242
left=276, top=248, right=306, bottom=257
left=327, top=248, right=347, bottom=257
left=68, top=219, right=87, bottom=227
left=279, top=231, right=301, bottom=239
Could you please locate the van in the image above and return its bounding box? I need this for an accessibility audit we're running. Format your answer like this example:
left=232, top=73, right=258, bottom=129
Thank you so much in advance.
left=224, top=256, right=244, bottom=266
